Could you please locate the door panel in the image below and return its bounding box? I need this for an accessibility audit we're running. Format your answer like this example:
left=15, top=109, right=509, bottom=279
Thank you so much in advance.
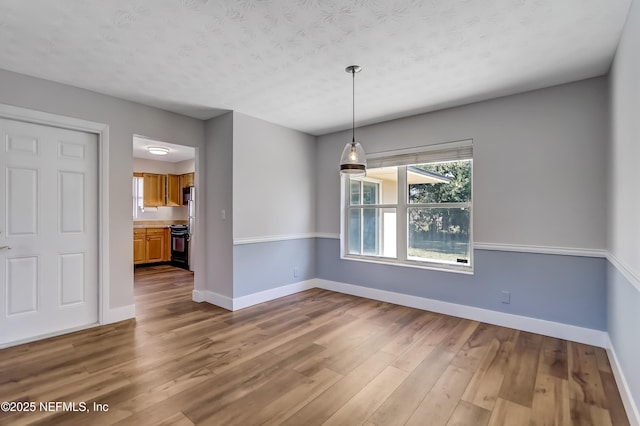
left=59, top=253, right=85, bottom=306
left=58, top=171, right=85, bottom=233
left=6, top=256, right=38, bottom=316
left=146, top=234, right=164, bottom=263
left=7, top=167, right=38, bottom=236
left=6, top=133, right=38, bottom=155
left=0, top=118, right=98, bottom=346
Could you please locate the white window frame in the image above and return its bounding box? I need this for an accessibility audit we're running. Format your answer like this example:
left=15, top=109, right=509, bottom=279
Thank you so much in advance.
left=347, top=177, right=385, bottom=256
left=340, top=140, right=474, bottom=274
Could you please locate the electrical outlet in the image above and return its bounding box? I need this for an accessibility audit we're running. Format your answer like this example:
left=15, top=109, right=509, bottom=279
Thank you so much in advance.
left=293, top=267, right=299, bottom=278
left=501, top=291, right=511, bottom=304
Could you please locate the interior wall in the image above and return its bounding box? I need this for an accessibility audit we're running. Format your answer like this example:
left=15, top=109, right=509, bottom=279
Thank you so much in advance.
left=0, top=69, right=205, bottom=309
left=231, top=112, right=316, bottom=296
left=315, top=78, right=609, bottom=330
left=175, top=159, right=196, bottom=175
left=204, top=113, right=234, bottom=299
left=232, top=112, right=316, bottom=241
left=317, top=77, right=608, bottom=249
left=608, top=0, right=640, bottom=416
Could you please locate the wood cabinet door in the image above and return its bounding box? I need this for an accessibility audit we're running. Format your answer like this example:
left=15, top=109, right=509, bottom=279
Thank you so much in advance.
left=143, top=173, right=165, bottom=206
left=145, top=230, right=165, bottom=263
left=164, top=229, right=171, bottom=261
left=166, top=174, right=181, bottom=206
left=180, top=173, right=194, bottom=191
left=133, top=230, right=146, bottom=264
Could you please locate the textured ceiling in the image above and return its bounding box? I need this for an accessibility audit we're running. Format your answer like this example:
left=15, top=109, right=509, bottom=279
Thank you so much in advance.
left=0, top=0, right=632, bottom=135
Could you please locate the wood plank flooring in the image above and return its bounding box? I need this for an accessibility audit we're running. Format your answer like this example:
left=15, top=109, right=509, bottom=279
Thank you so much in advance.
left=0, top=265, right=629, bottom=425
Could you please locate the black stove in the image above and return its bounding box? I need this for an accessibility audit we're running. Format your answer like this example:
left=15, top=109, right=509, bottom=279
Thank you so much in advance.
left=169, top=225, right=190, bottom=269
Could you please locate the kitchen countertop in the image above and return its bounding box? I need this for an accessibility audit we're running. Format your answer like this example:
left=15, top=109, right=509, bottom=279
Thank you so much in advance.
left=133, top=220, right=187, bottom=229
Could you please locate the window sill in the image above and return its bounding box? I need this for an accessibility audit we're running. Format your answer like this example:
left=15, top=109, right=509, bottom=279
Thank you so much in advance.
left=341, top=254, right=474, bottom=275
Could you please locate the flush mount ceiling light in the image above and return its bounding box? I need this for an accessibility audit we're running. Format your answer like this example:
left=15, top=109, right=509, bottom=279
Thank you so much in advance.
left=339, top=65, right=367, bottom=177
left=148, top=146, right=169, bottom=156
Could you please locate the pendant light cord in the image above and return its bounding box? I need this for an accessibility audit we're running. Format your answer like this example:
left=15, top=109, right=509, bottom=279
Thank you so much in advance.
left=352, top=68, right=355, bottom=144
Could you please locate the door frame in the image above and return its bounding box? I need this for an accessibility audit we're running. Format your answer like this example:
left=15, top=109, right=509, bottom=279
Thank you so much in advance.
left=0, top=103, right=111, bottom=326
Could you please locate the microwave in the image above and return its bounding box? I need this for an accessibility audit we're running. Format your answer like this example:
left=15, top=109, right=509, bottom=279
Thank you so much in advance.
left=182, top=186, right=195, bottom=205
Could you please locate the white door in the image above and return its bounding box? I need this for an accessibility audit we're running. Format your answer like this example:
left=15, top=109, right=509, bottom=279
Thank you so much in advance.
left=0, top=118, right=98, bottom=346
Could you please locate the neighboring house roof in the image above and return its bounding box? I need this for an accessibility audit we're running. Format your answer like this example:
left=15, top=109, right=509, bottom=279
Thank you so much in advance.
left=366, top=166, right=452, bottom=185
left=407, top=166, right=452, bottom=184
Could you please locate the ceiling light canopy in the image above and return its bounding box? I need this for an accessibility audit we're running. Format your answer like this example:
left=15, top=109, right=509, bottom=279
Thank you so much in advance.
left=148, top=146, right=169, bottom=156
left=340, top=65, right=366, bottom=177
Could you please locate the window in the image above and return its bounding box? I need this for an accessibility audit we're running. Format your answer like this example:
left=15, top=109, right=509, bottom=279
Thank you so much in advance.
left=341, top=141, right=473, bottom=273
left=132, top=176, right=144, bottom=218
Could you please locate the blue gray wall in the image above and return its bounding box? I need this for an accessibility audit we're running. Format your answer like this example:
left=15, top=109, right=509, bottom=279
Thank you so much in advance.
left=607, top=263, right=640, bottom=407
left=233, top=239, right=315, bottom=297
left=317, top=238, right=606, bottom=330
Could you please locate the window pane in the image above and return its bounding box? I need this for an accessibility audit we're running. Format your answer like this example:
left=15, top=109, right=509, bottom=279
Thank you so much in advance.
left=407, top=207, right=471, bottom=265
left=348, top=209, right=361, bottom=254
left=408, top=160, right=471, bottom=204
left=347, top=207, right=396, bottom=258
left=365, top=167, right=398, bottom=204
left=362, top=208, right=378, bottom=254
left=350, top=180, right=361, bottom=205
left=362, top=181, right=379, bottom=205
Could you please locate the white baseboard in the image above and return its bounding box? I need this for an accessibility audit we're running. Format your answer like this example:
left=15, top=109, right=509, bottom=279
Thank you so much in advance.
left=232, top=280, right=316, bottom=310
left=314, top=279, right=608, bottom=348
left=103, top=304, right=136, bottom=324
left=193, top=289, right=234, bottom=311
left=192, top=289, right=205, bottom=303
left=607, top=336, right=640, bottom=426
left=194, top=280, right=316, bottom=311
left=0, top=322, right=98, bottom=349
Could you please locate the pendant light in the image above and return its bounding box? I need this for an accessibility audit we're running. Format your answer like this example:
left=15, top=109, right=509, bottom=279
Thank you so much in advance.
left=340, top=65, right=366, bottom=177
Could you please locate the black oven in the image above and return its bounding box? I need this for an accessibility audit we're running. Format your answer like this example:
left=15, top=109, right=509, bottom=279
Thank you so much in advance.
left=170, top=225, right=189, bottom=270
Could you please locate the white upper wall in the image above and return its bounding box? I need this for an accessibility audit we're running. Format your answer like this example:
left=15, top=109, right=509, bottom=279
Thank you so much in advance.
left=0, top=69, right=205, bottom=308
left=232, top=112, right=316, bottom=241
left=133, top=157, right=177, bottom=174
left=175, top=159, right=195, bottom=175
left=317, top=78, right=608, bottom=250
left=609, top=0, right=640, bottom=274
left=133, top=157, right=194, bottom=176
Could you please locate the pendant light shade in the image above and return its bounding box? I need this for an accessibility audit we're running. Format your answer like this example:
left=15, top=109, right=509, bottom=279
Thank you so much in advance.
left=339, top=141, right=367, bottom=175
left=340, top=65, right=366, bottom=177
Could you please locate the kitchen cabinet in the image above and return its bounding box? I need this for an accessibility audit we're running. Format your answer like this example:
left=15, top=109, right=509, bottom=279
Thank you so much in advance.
left=143, top=173, right=165, bottom=207
left=146, top=228, right=166, bottom=262
left=166, top=174, right=181, bottom=206
left=134, top=228, right=170, bottom=264
left=133, top=229, right=146, bottom=264
left=180, top=172, right=194, bottom=191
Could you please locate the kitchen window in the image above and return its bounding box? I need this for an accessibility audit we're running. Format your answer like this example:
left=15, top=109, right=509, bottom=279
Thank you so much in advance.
left=341, top=140, right=473, bottom=273
left=132, top=176, right=144, bottom=218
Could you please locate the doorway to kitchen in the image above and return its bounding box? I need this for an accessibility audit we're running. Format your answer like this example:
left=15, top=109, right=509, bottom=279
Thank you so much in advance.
left=132, top=135, right=199, bottom=297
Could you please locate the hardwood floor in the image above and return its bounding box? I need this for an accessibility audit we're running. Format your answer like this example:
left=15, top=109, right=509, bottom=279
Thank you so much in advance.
left=0, top=265, right=629, bottom=425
